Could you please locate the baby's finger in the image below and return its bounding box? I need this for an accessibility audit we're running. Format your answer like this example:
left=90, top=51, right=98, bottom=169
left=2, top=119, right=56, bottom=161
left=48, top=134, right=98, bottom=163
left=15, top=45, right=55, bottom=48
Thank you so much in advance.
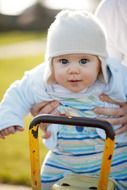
left=39, top=123, right=48, bottom=130
left=15, top=126, right=24, bottom=132
left=0, top=128, right=13, bottom=136
left=42, top=131, right=51, bottom=139
left=39, top=123, right=51, bottom=139
left=7, top=126, right=16, bottom=134
left=0, top=127, right=17, bottom=137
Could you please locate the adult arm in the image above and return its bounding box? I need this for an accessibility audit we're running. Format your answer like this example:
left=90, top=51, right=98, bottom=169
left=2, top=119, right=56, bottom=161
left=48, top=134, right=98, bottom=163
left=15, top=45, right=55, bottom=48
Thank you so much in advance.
left=95, top=0, right=123, bottom=60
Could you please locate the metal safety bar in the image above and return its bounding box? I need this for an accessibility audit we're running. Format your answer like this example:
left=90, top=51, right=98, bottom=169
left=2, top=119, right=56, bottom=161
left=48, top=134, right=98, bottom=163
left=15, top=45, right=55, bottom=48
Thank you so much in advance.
left=29, top=114, right=115, bottom=190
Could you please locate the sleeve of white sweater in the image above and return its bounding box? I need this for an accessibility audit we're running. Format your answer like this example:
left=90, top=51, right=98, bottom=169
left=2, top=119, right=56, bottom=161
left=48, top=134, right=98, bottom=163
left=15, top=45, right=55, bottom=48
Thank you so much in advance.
left=0, top=72, right=36, bottom=130
left=0, top=63, right=50, bottom=131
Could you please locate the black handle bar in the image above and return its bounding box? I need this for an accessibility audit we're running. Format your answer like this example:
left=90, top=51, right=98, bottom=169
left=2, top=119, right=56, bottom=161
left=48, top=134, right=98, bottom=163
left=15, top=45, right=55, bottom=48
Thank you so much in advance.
left=29, top=114, right=115, bottom=140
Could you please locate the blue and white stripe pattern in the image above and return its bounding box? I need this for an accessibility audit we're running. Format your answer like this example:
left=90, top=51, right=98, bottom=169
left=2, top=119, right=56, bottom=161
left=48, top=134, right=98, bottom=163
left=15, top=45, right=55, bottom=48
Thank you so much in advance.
left=41, top=134, right=127, bottom=190
left=41, top=82, right=127, bottom=190
left=41, top=98, right=127, bottom=190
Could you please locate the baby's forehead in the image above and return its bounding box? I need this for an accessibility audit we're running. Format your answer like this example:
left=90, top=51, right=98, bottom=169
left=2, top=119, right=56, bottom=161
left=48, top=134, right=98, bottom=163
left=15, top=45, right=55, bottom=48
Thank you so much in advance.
left=53, top=53, right=97, bottom=59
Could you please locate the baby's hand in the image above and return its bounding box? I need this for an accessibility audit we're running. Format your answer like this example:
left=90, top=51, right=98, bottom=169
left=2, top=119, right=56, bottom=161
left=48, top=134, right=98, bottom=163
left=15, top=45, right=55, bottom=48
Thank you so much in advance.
left=0, top=126, right=24, bottom=139
left=39, top=123, right=51, bottom=139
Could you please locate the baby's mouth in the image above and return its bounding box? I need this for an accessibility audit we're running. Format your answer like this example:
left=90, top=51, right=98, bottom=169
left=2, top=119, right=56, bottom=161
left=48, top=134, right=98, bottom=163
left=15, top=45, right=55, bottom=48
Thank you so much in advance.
left=68, top=80, right=81, bottom=83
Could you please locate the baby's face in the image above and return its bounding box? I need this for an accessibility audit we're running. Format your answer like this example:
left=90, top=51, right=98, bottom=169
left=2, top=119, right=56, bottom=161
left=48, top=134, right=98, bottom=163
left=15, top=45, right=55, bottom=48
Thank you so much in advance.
left=52, top=53, right=101, bottom=93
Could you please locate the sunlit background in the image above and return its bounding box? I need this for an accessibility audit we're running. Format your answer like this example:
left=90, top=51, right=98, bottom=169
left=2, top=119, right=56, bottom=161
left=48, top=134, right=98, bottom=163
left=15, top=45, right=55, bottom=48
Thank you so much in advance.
left=0, top=0, right=37, bottom=15
left=0, top=0, right=100, bottom=15
left=0, top=0, right=101, bottom=34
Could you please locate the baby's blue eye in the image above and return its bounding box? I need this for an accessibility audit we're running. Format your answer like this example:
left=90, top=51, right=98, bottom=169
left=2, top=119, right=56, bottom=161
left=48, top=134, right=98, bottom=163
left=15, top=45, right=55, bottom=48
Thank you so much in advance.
left=79, top=59, right=88, bottom=64
left=59, top=59, right=69, bottom=64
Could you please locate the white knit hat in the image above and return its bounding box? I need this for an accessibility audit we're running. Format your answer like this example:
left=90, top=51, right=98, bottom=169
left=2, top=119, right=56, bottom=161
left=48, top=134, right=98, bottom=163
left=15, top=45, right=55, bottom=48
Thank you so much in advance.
left=45, top=10, right=109, bottom=83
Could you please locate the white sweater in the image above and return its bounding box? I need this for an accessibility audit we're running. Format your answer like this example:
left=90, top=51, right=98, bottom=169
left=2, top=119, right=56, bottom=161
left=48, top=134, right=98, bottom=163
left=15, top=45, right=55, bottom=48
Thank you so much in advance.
left=95, top=0, right=127, bottom=65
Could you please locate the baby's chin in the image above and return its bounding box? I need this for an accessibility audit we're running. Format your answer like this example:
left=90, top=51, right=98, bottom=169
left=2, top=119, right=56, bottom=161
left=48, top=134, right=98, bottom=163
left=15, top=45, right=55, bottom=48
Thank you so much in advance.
left=67, top=87, right=88, bottom=93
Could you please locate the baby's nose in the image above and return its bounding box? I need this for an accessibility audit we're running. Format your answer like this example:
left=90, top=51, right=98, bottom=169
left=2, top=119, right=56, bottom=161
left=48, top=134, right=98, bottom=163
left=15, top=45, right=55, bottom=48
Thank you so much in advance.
left=68, top=63, right=80, bottom=74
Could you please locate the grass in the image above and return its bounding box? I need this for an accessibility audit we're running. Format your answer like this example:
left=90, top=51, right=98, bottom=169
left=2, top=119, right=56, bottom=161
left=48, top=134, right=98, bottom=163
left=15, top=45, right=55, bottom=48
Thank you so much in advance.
left=0, top=56, right=42, bottom=95
left=0, top=32, right=48, bottom=186
left=0, top=31, right=46, bottom=45
left=0, top=116, right=48, bottom=186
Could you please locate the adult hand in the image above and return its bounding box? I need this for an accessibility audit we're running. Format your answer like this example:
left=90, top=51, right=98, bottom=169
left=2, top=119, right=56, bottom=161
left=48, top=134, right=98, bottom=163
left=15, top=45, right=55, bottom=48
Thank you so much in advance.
left=30, top=100, right=59, bottom=138
left=94, top=94, right=127, bottom=135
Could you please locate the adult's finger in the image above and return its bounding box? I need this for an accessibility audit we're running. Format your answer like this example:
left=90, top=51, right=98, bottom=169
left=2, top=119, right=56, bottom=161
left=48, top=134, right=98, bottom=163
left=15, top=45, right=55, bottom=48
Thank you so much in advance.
left=31, top=101, right=59, bottom=116
left=99, top=93, right=126, bottom=106
left=31, top=101, right=49, bottom=116
left=96, top=115, right=127, bottom=126
left=39, top=101, right=59, bottom=114
left=115, top=124, right=127, bottom=135
left=94, top=106, right=125, bottom=117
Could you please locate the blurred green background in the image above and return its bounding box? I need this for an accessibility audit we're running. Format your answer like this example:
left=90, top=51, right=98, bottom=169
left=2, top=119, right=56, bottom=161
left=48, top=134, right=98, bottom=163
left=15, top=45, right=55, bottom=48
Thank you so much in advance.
left=0, top=32, right=48, bottom=186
